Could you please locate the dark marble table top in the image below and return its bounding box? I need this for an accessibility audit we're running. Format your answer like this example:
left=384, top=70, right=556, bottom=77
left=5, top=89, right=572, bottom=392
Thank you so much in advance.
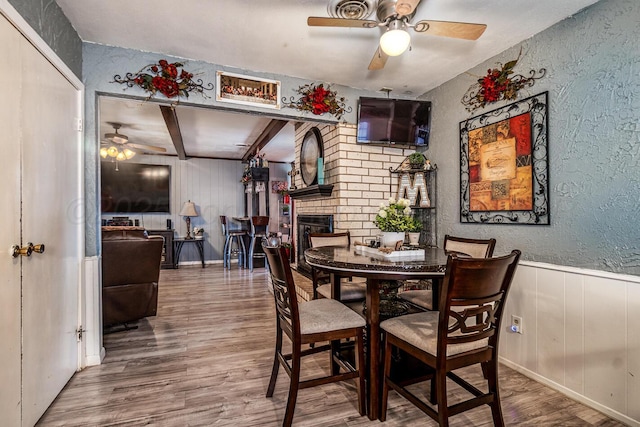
left=305, top=245, right=449, bottom=278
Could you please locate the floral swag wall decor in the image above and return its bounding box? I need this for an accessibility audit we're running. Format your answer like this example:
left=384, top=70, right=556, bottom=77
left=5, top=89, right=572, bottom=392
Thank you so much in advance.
left=282, top=83, right=351, bottom=120
left=461, top=50, right=546, bottom=113
left=113, top=60, right=214, bottom=99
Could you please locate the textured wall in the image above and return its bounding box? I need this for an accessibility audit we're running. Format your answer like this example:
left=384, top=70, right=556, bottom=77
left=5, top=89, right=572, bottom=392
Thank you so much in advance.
left=82, top=43, right=387, bottom=257
left=422, top=0, right=640, bottom=276
left=7, top=0, right=81, bottom=78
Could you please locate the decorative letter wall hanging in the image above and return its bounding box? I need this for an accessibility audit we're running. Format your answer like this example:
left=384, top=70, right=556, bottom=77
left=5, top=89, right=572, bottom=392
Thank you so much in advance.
left=396, top=172, right=431, bottom=208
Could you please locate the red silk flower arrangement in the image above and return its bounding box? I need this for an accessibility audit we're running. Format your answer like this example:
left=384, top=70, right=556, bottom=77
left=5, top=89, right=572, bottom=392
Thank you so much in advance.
left=283, top=83, right=350, bottom=120
left=113, top=60, right=213, bottom=99
left=461, top=51, right=545, bottom=113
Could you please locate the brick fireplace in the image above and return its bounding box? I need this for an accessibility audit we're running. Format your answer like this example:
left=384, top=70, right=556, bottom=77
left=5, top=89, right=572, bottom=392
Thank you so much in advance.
left=291, top=122, right=415, bottom=247
left=296, top=214, right=333, bottom=274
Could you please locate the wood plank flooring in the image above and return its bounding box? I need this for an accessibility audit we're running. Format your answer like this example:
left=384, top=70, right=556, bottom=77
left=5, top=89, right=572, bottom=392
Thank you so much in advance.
left=38, top=265, right=624, bottom=426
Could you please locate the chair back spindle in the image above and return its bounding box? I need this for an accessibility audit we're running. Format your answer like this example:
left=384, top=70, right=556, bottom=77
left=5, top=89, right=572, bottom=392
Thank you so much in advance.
left=263, top=245, right=299, bottom=335
left=438, top=250, right=520, bottom=356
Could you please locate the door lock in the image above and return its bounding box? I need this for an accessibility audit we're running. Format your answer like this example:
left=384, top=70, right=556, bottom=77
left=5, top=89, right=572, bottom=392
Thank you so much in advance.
left=10, top=243, right=45, bottom=258
left=30, top=243, right=45, bottom=254
left=11, top=244, right=33, bottom=258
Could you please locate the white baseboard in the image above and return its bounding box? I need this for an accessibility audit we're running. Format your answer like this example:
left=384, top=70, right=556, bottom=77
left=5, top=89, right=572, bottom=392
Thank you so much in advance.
left=176, top=259, right=224, bottom=267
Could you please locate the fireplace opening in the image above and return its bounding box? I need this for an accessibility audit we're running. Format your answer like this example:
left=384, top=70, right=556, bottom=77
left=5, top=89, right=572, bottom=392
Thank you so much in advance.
left=296, top=214, right=333, bottom=276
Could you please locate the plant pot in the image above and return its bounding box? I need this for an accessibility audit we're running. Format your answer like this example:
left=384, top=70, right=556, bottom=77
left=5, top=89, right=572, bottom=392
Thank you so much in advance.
left=380, top=231, right=405, bottom=248
left=408, top=232, right=421, bottom=246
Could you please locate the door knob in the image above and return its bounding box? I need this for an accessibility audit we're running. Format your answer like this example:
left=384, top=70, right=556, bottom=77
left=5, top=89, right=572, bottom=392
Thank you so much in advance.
left=11, top=244, right=33, bottom=258
left=30, top=243, right=45, bottom=254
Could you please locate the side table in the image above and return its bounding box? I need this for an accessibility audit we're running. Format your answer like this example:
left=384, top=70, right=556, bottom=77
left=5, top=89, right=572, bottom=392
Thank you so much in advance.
left=174, top=238, right=205, bottom=268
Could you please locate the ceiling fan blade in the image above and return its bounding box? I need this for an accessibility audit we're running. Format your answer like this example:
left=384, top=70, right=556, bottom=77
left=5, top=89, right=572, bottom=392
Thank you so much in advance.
left=127, top=143, right=167, bottom=153
left=307, top=16, right=377, bottom=28
left=414, top=20, right=487, bottom=40
left=368, top=47, right=389, bottom=71
left=395, top=0, right=421, bottom=16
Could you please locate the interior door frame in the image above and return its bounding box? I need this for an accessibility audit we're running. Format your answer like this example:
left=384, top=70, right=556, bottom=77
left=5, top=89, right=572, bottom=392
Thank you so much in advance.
left=0, top=0, right=87, bottom=366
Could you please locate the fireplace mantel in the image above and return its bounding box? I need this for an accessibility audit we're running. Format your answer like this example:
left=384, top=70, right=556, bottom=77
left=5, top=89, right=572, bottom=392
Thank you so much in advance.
left=289, top=184, right=334, bottom=200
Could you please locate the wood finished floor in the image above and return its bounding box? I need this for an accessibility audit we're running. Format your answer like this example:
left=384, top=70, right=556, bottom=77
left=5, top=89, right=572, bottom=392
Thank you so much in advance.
left=38, top=265, right=624, bottom=427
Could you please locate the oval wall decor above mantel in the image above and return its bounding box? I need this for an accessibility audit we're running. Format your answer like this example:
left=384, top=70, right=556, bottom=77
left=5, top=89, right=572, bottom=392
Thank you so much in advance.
left=300, top=127, right=323, bottom=186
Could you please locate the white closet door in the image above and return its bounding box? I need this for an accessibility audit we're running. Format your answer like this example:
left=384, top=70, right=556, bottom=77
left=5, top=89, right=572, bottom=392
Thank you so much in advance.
left=0, top=13, right=24, bottom=426
left=0, top=11, right=82, bottom=426
left=19, top=23, right=82, bottom=427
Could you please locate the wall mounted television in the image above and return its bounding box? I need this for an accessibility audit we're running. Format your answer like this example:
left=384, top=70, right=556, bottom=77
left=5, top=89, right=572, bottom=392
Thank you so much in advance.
left=356, top=97, right=432, bottom=147
left=101, top=163, right=171, bottom=213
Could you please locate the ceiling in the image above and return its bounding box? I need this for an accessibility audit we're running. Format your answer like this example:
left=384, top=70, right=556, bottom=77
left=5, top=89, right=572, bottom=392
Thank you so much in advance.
left=58, top=0, right=600, bottom=162
left=99, top=97, right=296, bottom=162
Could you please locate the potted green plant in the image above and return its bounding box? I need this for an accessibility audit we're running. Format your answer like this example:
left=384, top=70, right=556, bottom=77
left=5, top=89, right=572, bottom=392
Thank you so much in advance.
left=408, top=152, right=426, bottom=169
left=407, top=218, right=422, bottom=246
left=374, top=197, right=415, bottom=247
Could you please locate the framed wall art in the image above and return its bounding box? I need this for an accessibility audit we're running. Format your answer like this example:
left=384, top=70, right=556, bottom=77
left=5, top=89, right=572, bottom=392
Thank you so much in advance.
left=216, top=71, right=281, bottom=109
left=459, top=91, right=549, bottom=224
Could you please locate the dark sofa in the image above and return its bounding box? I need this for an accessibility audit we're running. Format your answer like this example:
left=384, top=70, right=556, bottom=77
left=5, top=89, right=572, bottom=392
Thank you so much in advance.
left=101, top=227, right=164, bottom=327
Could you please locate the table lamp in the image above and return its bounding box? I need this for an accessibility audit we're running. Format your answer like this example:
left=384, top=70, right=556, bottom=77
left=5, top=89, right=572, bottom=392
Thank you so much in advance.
left=179, top=200, right=198, bottom=239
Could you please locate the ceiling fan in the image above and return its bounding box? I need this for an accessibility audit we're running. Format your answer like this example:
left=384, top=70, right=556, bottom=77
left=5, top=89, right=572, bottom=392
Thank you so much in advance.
left=101, top=123, right=167, bottom=161
left=308, top=0, right=487, bottom=70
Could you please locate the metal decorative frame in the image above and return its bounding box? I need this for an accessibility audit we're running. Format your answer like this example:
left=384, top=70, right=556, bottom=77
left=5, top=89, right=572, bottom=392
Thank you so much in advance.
left=459, top=92, right=549, bottom=224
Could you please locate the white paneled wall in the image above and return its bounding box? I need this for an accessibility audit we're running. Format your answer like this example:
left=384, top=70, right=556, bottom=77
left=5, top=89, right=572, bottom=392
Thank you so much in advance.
left=101, top=155, right=246, bottom=264
left=501, top=262, right=640, bottom=426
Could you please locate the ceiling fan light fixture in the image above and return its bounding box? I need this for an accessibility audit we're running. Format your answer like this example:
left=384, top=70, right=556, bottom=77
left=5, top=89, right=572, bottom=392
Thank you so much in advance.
left=100, top=147, right=109, bottom=159
left=380, top=27, right=411, bottom=56
left=107, top=146, right=119, bottom=158
left=123, top=148, right=136, bottom=159
left=115, top=151, right=127, bottom=161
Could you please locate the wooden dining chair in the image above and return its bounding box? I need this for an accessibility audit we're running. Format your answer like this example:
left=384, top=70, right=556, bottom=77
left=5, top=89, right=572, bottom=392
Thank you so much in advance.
left=380, top=250, right=521, bottom=426
left=308, top=231, right=366, bottom=301
left=263, top=244, right=366, bottom=427
left=399, top=235, right=497, bottom=310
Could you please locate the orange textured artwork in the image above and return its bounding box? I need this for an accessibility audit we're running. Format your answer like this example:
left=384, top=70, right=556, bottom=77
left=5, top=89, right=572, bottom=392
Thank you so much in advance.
left=468, top=113, right=532, bottom=212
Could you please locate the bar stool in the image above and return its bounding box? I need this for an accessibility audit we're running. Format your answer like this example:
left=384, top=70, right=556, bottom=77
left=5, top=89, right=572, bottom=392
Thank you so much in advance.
left=248, top=216, right=269, bottom=272
left=220, top=216, right=247, bottom=269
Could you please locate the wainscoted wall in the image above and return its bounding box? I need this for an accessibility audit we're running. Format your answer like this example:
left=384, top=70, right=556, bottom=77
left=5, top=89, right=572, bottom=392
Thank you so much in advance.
left=293, top=122, right=414, bottom=242
left=83, top=256, right=102, bottom=366
left=502, top=263, right=640, bottom=426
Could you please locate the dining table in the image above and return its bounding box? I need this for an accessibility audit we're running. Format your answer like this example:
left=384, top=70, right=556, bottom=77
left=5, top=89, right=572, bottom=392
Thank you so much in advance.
left=305, top=245, right=449, bottom=420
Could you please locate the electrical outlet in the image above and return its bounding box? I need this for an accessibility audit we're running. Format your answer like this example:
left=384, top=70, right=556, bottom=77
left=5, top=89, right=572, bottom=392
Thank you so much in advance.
left=511, top=315, right=523, bottom=334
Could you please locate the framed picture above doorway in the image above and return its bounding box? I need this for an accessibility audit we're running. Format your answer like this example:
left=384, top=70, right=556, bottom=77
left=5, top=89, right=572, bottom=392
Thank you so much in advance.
left=216, top=71, right=281, bottom=109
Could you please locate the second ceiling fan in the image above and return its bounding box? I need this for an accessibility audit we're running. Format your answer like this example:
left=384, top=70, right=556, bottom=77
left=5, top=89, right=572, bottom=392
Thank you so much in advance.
left=308, top=0, right=487, bottom=70
left=101, top=123, right=167, bottom=162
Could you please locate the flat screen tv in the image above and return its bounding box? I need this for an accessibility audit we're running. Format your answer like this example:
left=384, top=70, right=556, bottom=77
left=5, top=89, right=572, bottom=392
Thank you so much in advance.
left=101, top=163, right=171, bottom=213
left=356, top=97, right=431, bottom=147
